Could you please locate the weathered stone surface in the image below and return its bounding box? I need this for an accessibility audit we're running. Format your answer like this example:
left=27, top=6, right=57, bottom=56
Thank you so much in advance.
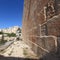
left=39, top=36, right=57, bottom=52
left=22, top=0, right=60, bottom=58
left=37, top=46, right=47, bottom=58
left=47, top=15, right=60, bottom=36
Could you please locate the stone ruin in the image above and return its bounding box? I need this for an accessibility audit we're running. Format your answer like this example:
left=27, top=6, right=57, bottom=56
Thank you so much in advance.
left=22, top=0, right=60, bottom=59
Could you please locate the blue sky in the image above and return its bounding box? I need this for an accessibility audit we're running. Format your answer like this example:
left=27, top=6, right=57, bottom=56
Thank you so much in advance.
left=0, top=0, right=24, bottom=29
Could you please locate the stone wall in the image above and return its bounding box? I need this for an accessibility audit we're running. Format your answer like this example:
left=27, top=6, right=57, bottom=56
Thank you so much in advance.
left=22, top=0, right=60, bottom=58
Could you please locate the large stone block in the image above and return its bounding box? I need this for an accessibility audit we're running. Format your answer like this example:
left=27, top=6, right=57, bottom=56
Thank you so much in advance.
left=47, top=15, right=60, bottom=36
left=37, top=36, right=57, bottom=52
left=37, top=46, right=47, bottom=58
left=31, top=43, right=38, bottom=55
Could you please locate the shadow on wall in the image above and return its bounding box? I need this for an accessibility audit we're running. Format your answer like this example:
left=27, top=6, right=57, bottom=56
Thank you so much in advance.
left=38, top=37, right=60, bottom=60
left=39, top=47, right=60, bottom=60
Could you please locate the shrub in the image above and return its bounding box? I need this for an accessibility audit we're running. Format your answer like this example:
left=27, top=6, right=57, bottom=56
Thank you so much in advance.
left=0, top=40, right=7, bottom=45
left=7, top=33, right=16, bottom=37
left=0, top=32, right=3, bottom=34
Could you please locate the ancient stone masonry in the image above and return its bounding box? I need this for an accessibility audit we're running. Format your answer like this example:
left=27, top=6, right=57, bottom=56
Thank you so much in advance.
left=22, top=0, right=60, bottom=58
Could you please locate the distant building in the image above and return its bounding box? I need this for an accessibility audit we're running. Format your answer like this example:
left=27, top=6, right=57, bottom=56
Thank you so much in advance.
left=2, top=26, right=21, bottom=33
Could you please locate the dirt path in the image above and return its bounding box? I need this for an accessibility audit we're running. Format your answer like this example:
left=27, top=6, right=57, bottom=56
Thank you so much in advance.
left=0, top=40, right=37, bottom=59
